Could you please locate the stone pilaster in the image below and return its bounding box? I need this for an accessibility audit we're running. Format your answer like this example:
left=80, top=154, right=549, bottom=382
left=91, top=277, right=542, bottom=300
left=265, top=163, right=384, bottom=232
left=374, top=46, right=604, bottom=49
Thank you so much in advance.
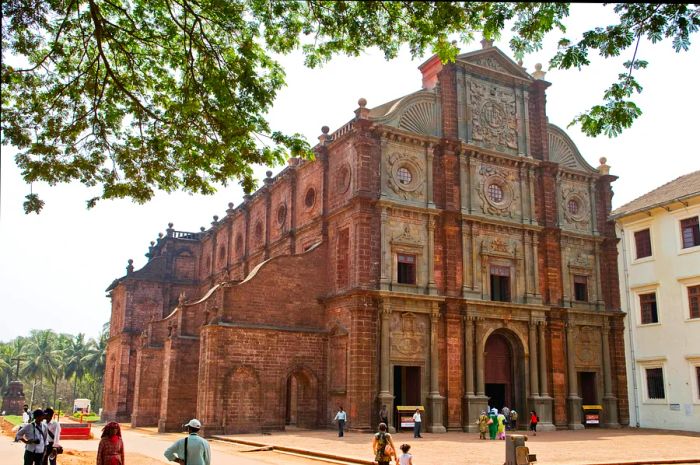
left=566, top=322, right=583, bottom=429
left=601, top=319, right=620, bottom=428
left=377, top=299, right=395, bottom=432
left=427, top=303, right=446, bottom=433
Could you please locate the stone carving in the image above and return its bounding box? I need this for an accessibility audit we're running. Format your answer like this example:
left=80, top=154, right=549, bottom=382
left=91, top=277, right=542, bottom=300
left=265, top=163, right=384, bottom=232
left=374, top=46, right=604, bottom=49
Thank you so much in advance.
left=398, top=101, right=439, bottom=136
left=489, top=237, right=512, bottom=255
left=470, top=81, right=518, bottom=153
left=575, top=326, right=599, bottom=365
left=548, top=125, right=595, bottom=173
left=472, top=56, right=510, bottom=74
left=562, top=187, right=590, bottom=227
left=387, top=151, right=425, bottom=199
left=570, top=251, right=592, bottom=269
left=391, top=312, right=428, bottom=358
left=392, top=224, right=422, bottom=246
left=476, top=164, right=517, bottom=217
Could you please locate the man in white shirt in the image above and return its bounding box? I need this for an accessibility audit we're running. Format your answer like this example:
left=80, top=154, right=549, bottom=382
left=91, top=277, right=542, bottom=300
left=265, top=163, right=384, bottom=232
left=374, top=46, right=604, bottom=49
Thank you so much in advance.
left=43, top=408, right=61, bottom=465
left=333, top=406, right=347, bottom=437
left=412, top=408, right=422, bottom=438
left=16, top=409, right=47, bottom=465
left=164, top=419, right=211, bottom=465
left=22, top=404, right=32, bottom=424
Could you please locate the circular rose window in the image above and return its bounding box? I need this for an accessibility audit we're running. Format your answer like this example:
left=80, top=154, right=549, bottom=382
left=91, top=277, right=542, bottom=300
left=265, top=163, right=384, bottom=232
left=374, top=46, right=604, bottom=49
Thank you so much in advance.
left=396, top=167, right=412, bottom=185
left=305, top=188, right=316, bottom=208
left=487, top=184, right=504, bottom=203
left=568, top=199, right=579, bottom=215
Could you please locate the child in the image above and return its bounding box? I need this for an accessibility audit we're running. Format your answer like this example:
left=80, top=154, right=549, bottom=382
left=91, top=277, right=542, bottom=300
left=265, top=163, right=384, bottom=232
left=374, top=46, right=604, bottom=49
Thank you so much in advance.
left=529, top=410, right=539, bottom=436
left=399, top=443, right=413, bottom=465
left=477, top=411, right=489, bottom=439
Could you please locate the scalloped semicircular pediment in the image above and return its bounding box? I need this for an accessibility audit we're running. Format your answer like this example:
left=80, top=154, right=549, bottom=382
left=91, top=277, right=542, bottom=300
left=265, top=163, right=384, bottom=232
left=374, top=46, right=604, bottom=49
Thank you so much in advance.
left=548, top=124, right=595, bottom=173
left=399, top=101, right=437, bottom=136
left=371, top=90, right=441, bottom=138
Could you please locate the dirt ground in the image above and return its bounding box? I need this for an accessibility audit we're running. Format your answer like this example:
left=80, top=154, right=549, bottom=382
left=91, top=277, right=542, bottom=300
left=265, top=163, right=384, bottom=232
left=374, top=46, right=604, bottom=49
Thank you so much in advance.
left=47, top=450, right=158, bottom=465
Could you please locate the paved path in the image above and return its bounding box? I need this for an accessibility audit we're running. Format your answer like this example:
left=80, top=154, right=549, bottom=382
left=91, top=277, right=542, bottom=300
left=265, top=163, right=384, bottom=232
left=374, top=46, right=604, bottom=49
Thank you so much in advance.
left=215, top=427, right=700, bottom=465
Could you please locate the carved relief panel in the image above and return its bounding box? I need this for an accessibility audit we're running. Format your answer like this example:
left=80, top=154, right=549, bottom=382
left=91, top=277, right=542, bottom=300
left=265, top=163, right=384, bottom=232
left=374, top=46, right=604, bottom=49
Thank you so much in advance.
left=383, top=142, right=427, bottom=203
left=575, top=325, right=601, bottom=368
left=468, top=79, right=518, bottom=155
left=475, top=163, right=521, bottom=219
left=390, top=312, right=429, bottom=361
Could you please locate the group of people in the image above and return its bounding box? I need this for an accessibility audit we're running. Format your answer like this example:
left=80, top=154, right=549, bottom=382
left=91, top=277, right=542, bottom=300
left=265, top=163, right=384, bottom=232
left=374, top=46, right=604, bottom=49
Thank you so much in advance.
left=16, top=405, right=211, bottom=465
left=477, top=407, right=539, bottom=440
left=15, top=405, right=61, bottom=465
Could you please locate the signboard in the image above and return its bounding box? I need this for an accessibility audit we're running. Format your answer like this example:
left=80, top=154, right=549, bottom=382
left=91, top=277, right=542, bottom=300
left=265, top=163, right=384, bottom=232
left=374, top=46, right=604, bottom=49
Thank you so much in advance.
left=670, top=403, right=681, bottom=411
left=584, top=413, right=600, bottom=425
left=395, top=406, right=424, bottom=432
left=400, top=414, right=415, bottom=428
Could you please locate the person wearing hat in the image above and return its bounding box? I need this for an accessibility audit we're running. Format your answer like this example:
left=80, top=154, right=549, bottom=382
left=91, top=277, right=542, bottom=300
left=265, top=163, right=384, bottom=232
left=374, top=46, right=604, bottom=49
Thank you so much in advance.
left=16, top=409, right=47, bottom=465
left=164, top=419, right=211, bottom=465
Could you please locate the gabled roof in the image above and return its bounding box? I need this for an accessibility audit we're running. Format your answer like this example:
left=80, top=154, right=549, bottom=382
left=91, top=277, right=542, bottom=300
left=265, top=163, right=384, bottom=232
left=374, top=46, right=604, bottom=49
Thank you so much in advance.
left=612, top=170, right=700, bottom=219
left=456, top=47, right=533, bottom=81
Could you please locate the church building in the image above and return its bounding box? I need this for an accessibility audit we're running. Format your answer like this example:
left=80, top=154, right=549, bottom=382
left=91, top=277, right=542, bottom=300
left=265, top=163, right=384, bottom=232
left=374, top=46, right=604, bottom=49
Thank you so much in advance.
left=102, top=41, right=628, bottom=434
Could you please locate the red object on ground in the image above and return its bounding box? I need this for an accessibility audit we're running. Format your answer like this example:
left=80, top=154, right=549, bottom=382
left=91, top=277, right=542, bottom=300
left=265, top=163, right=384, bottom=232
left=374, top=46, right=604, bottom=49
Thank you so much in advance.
left=59, top=422, right=91, bottom=439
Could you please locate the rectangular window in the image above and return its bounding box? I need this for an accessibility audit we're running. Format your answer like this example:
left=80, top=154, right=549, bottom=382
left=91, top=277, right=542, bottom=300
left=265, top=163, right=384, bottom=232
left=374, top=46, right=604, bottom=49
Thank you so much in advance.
left=645, top=367, right=665, bottom=399
left=490, top=265, right=511, bottom=302
left=681, top=216, right=700, bottom=249
left=634, top=229, right=652, bottom=259
left=397, top=254, right=416, bottom=285
left=574, top=275, right=588, bottom=302
left=689, top=285, right=700, bottom=319
left=639, top=292, right=659, bottom=324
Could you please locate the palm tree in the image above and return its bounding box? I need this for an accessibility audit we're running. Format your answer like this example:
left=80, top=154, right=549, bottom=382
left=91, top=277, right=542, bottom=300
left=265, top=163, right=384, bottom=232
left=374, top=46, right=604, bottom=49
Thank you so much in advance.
left=64, top=333, right=89, bottom=401
left=23, top=330, right=61, bottom=407
left=83, top=323, right=109, bottom=410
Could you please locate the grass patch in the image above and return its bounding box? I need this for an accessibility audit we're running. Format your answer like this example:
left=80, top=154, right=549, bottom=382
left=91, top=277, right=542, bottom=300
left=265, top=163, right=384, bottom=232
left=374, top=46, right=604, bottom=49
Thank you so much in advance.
left=3, top=415, right=23, bottom=426
left=72, top=413, right=100, bottom=422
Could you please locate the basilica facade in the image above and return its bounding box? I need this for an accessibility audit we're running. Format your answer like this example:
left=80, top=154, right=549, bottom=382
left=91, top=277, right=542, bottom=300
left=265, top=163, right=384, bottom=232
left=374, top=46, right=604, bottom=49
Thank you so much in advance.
left=102, top=42, right=628, bottom=434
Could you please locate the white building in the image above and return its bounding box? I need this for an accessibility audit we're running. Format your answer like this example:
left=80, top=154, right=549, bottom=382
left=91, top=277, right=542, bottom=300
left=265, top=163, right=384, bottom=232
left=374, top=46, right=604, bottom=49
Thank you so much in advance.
left=613, top=170, right=700, bottom=432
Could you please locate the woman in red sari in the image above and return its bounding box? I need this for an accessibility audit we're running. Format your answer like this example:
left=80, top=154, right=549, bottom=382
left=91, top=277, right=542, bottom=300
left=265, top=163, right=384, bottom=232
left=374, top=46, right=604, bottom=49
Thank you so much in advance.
left=96, top=422, right=124, bottom=465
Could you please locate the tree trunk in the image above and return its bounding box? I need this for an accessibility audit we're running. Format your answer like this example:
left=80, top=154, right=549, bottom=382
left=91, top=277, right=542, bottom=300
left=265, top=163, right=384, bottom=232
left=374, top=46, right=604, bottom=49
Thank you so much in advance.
left=29, top=379, right=37, bottom=408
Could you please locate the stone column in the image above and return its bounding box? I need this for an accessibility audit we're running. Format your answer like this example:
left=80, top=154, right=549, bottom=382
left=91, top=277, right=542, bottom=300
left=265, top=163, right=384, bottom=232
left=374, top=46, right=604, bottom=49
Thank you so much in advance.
left=377, top=299, right=395, bottom=431
left=529, top=323, right=539, bottom=397
left=464, top=316, right=475, bottom=397
left=538, top=322, right=549, bottom=396
left=427, top=303, right=446, bottom=432
left=535, top=321, right=554, bottom=430
left=532, top=232, right=541, bottom=302
left=427, top=217, right=437, bottom=294
left=566, top=322, right=583, bottom=429
left=427, top=145, right=435, bottom=208
left=380, top=208, right=390, bottom=290
left=601, top=319, right=620, bottom=428
left=475, top=318, right=485, bottom=396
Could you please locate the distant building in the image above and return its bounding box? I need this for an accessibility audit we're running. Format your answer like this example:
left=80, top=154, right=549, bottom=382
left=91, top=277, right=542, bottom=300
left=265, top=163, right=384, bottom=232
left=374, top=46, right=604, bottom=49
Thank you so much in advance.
left=613, top=170, right=700, bottom=432
left=102, top=42, right=628, bottom=434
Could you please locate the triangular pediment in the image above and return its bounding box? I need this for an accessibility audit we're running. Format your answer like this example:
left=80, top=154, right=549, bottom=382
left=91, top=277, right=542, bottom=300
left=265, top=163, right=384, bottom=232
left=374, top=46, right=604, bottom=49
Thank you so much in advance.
left=457, top=47, right=533, bottom=81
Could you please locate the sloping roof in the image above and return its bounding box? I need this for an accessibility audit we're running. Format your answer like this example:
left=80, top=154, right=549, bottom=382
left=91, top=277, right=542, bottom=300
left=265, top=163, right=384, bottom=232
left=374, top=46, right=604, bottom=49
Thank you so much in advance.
left=612, top=170, right=700, bottom=218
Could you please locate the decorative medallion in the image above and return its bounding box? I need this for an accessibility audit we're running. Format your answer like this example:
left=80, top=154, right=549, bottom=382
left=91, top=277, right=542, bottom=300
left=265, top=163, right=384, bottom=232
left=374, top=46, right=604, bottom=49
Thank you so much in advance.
left=336, top=163, right=351, bottom=194
left=561, top=187, right=589, bottom=227
left=575, top=326, right=598, bottom=365
left=387, top=152, right=425, bottom=199
left=477, top=164, right=516, bottom=217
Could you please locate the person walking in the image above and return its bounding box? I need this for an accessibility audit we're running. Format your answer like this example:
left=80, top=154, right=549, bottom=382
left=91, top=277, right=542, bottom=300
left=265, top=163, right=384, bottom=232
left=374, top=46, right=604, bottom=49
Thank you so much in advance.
left=372, top=423, right=397, bottom=465
left=42, top=408, right=61, bottom=465
left=509, top=410, right=519, bottom=430
left=379, top=404, right=389, bottom=428
left=96, top=422, right=124, bottom=465
left=496, top=410, right=507, bottom=440
left=333, top=406, right=347, bottom=437
left=529, top=411, right=539, bottom=436
left=164, top=419, right=211, bottom=465
left=501, top=406, right=511, bottom=431
left=22, top=404, right=32, bottom=424
left=412, top=408, right=422, bottom=438
left=17, top=409, right=46, bottom=465
left=398, top=443, right=413, bottom=465
left=487, top=408, right=498, bottom=440
left=477, top=411, right=489, bottom=440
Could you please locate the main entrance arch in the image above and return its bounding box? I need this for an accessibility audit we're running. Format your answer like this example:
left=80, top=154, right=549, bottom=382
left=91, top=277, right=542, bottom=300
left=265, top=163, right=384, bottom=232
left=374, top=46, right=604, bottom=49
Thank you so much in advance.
left=484, top=329, right=525, bottom=415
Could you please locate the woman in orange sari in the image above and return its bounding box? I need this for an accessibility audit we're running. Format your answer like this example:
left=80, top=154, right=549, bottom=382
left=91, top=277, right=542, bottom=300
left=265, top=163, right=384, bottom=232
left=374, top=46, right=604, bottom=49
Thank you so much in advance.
left=96, top=422, right=124, bottom=465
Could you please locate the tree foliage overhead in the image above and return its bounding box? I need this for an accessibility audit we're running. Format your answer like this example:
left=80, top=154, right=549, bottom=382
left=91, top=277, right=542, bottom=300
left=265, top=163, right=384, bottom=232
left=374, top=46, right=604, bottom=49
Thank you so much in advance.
left=2, top=2, right=698, bottom=213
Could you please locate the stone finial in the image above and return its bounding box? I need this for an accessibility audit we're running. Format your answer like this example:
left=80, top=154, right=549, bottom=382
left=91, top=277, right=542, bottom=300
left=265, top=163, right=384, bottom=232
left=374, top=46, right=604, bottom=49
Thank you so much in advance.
left=126, top=259, right=134, bottom=274
left=480, top=38, right=494, bottom=49
left=200, top=226, right=205, bottom=232
left=264, top=170, right=274, bottom=184
left=321, top=125, right=329, bottom=134
left=532, top=63, right=546, bottom=80
left=319, top=125, right=331, bottom=144
left=355, top=97, right=369, bottom=120
left=598, top=157, right=610, bottom=175
left=243, top=193, right=252, bottom=202
left=212, top=215, right=219, bottom=225
left=517, top=59, right=525, bottom=70
left=158, top=232, right=163, bottom=238
left=226, top=202, right=235, bottom=215
left=166, top=222, right=174, bottom=237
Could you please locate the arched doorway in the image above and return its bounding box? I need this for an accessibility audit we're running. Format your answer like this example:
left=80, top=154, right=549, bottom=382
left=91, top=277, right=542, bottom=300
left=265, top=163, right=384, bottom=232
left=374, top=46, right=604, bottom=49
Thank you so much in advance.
left=284, top=367, right=319, bottom=429
left=484, top=330, right=524, bottom=414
